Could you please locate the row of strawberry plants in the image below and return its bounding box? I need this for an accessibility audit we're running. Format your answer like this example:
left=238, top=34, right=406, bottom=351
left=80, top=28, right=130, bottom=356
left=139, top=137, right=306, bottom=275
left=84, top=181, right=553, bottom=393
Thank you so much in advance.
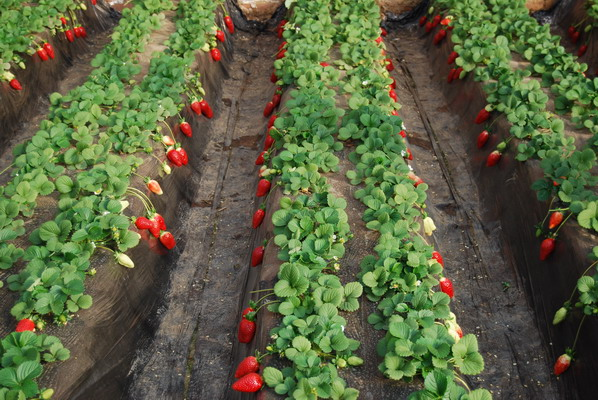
left=479, top=0, right=598, bottom=147
left=425, top=0, right=597, bottom=377
left=0, top=0, right=230, bottom=398
left=1, top=0, right=177, bottom=325
left=333, top=0, right=491, bottom=398
left=232, top=0, right=366, bottom=397
left=425, top=1, right=597, bottom=253
left=1, top=0, right=101, bottom=89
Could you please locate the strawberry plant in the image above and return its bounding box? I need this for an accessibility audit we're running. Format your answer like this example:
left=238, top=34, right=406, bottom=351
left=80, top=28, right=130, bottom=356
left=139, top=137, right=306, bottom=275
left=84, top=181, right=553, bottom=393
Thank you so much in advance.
left=0, top=331, right=69, bottom=399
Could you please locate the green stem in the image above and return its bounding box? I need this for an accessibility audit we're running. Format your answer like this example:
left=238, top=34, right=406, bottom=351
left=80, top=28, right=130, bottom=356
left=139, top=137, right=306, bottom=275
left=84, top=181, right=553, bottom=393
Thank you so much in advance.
left=571, top=314, right=587, bottom=351
left=0, top=163, right=14, bottom=177
left=454, top=373, right=471, bottom=393
left=255, top=292, right=276, bottom=305
left=249, top=288, right=274, bottom=294
left=540, top=197, right=556, bottom=227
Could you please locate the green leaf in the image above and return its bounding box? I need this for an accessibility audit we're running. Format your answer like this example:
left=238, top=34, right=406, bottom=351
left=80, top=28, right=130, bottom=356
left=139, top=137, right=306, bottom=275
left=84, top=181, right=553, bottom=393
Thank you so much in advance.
left=263, top=367, right=284, bottom=387
left=292, top=336, right=312, bottom=352
left=467, top=389, right=493, bottom=400
left=15, top=361, right=42, bottom=382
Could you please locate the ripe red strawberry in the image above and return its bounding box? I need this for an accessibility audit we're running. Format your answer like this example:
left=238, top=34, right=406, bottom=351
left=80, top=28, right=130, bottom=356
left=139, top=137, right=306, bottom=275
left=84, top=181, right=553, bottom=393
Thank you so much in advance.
left=255, top=151, right=266, bottom=165
left=548, top=211, right=564, bottom=229
left=242, top=307, right=255, bottom=317
left=65, top=29, right=75, bottom=42
left=440, top=18, right=451, bottom=26
left=264, top=134, right=275, bottom=151
left=92, top=0, right=97, bottom=5
left=178, top=148, right=189, bottom=165
left=454, top=67, right=464, bottom=79
left=216, top=30, right=225, bottom=42
left=162, top=135, right=175, bottom=146
left=475, top=108, right=491, bottom=124
left=167, top=147, right=184, bottom=167
left=389, top=89, right=398, bottom=102
left=251, top=245, right=264, bottom=266
left=447, top=68, right=456, bottom=83
left=578, top=45, right=587, bottom=57
left=211, top=48, right=221, bottom=62
left=60, top=17, right=67, bottom=25
left=406, top=148, right=413, bottom=160
left=391, top=110, right=399, bottom=116
left=152, top=214, right=167, bottom=231
left=425, top=21, right=433, bottom=33
left=554, top=354, right=571, bottom=375
left=381, top=27, right=388, bottom=36
left=268, top=114, right=277, bottom=129
left=432, top=251, right=444, bottom=267
left=147, top=180, right=163, bottom=195
left=398, top=130, right=406, bottom=138
left=439, top=277, right=454, bottom=298
left=276, top=49, right=287, bottom=60
left=278, top=41, right=287, bottom=51
left=224, top=16, right=235, bottom=34
left=256, top=179, right=271, bottom=197
left=199, top=100, right=213, bottom=119
left=148, top=220, right=161, bottom=238
left=252, top=209, right=265, bottom=228
left=447, top=51, right=458, bottom=64
left=191, top=101, right=202, bottom=115
left=270, top=72, right=278, bottom=83
left=235, top=356, right=260, bottom=378
left=135, top=217, right=153, bottom=230
left=43, top=43, right=55, bottom=59
left=540, top=238, right=555, bottom=260
left=160, top=231, right=176, bottom=250
left=320, top=62, right=330, bottom=67
left=277, top=19, right=287, bottom=38
left=180, top=122, right=192, bottom=137
left=390, top=77, right=397, bottom=89
left=486, top=150, right=501, bottom=167
left=272, top=93, right=281, bottom=107
left=16, top=318, right=35, bottom=332
left=432, top=15, right=442, bottom=28
left=433, top=29, right=447, bottom=45
left=9, top=79, right=22, bottom=90
left=37, top=48, right=49, bottom=61
left=232, top=372, right=263, bottom=392
left=385, top=58, right=394, bottom=72
left=74, top=26, right=82, bottom=38
left=571, top=31, right=580, bottom=44
left=238, top=318, right=256, bottom=343
left=477, top=130, right=490, bottom=148
left=567, top=26, right=576, bottom=38
left=375, top=36, right=383, bottom=44
left=419, top=16, right=427, bottom=27
left=263, top=101, right=275, bottom=118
